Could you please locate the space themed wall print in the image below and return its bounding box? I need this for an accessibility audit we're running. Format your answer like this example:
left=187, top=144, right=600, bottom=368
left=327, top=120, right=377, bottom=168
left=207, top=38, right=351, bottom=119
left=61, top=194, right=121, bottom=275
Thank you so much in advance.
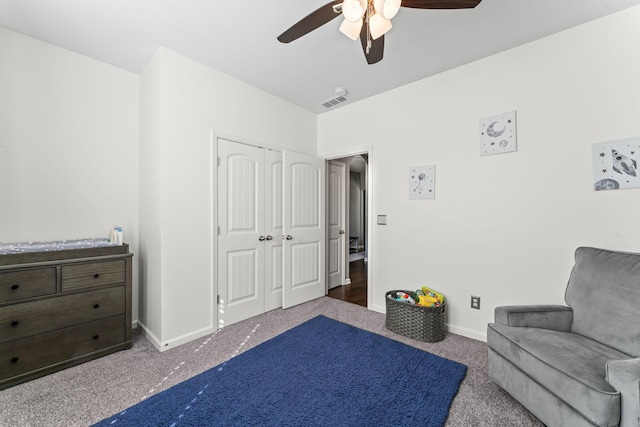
left=409, top=165, right=435, bottom=200
left=479, top=110, right=517, bottom=156
left=592, top=137, right=640, bottom=191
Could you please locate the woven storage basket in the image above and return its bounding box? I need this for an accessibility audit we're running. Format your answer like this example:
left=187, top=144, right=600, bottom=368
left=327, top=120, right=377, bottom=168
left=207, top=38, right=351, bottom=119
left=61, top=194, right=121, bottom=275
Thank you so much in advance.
left=385, top=290, right=446, bottom=342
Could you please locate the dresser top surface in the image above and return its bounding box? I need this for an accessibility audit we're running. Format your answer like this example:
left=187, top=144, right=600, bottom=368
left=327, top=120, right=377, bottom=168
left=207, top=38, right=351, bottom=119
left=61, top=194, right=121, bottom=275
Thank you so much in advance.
left=0, top=239, right=130, bottom=267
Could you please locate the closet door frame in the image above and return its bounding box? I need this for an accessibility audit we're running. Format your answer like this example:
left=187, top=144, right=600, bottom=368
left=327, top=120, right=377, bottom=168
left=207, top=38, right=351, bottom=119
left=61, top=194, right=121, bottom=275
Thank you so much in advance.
left=213, top=134, right=326, bottom=328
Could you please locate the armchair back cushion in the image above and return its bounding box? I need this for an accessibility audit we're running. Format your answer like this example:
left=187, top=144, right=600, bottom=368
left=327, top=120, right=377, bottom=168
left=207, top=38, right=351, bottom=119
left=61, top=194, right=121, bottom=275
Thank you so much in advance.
left=565, top=247, right=640, bottom=357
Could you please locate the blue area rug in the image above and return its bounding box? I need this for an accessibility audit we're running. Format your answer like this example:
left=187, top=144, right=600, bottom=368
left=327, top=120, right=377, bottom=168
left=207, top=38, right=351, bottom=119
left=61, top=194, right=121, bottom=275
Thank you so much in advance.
left=95, top=316, right=467, bottom=427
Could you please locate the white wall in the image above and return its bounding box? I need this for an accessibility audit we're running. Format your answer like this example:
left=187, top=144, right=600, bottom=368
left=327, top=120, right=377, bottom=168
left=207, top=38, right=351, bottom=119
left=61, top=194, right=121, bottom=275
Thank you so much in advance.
left=138, top=50, right=163, bottom=340
left=318, top=7, right=640, bottom=340
left=139, top=48, right=317, bottom=349
left=0, top=28, right=140, bottom=321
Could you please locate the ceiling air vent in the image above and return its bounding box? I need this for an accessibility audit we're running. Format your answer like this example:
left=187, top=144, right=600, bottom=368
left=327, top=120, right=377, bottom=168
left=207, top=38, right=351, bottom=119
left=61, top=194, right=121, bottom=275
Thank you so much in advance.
left=322, top=96, right=348, bottom=109
left=321, top=87, right=348, bottom=109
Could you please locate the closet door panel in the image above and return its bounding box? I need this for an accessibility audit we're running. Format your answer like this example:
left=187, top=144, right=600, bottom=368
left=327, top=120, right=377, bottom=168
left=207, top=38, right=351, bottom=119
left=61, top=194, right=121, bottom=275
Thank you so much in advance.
left=282, top=151, right=326, bottom=309
left=265, top=150, right=284, bottom=311
left=217, top=139, right=265, bottom=327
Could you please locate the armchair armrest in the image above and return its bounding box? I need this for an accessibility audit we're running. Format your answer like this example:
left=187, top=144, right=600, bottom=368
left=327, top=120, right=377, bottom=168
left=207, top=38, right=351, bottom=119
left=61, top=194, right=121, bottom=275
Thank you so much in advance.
left=494, top=305, right=573, bottom=331
left=606, top=358, right=640, bottom=427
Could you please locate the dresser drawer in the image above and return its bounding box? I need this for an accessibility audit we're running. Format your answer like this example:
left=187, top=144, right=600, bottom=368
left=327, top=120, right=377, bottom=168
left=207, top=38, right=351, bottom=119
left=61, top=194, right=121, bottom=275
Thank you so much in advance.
left=0, top=268, right=56, bottom=303
left=0, top=315, right=125, bottom=381
left=0, top=286, right=125, bottom=344
left=61, top=260, right=125, bottom=291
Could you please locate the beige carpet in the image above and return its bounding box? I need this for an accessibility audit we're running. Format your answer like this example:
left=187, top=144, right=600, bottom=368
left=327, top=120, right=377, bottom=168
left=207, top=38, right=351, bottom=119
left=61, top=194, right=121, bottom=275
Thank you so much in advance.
left=0, top=297, right=543, bottom=426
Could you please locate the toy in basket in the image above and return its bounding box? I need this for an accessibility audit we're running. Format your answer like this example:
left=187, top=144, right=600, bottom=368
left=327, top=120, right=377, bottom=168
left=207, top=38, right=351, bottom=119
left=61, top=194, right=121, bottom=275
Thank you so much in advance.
left=385, top=287, right=446, bottom=342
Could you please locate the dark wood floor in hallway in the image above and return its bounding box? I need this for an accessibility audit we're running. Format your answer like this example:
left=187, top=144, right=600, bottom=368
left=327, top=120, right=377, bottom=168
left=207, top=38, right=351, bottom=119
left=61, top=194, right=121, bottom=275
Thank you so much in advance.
left=327, top=259, right=367, bottom=307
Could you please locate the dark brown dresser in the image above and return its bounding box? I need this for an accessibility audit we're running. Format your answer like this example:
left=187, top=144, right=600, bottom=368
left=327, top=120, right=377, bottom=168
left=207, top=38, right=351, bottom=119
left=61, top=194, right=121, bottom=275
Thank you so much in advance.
left=0, top=243, right=133, bottom=389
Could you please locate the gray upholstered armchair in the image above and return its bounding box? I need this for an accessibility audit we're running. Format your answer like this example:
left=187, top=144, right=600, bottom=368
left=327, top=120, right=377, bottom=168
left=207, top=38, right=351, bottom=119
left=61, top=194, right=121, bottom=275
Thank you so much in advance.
left=487, top=247, right=640, bottom=427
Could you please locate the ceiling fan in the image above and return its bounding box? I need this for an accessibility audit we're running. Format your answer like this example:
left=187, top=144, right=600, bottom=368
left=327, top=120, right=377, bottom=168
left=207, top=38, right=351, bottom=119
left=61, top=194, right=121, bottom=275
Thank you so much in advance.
left=277, top=0, right=482, bottom=64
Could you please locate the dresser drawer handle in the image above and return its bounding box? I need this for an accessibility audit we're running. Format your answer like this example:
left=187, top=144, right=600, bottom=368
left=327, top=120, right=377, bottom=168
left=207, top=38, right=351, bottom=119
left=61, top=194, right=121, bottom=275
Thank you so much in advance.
left=93, top=303, right=100, bottom=309
left=11, top=284, right=20, bottom=290
left=11, top=357, right=19, bottom=363
left=93, top=334, right=100, bottom=340
left=10, top=321, right=19, bottom=327
left=93, top=273, right=100, bottom=278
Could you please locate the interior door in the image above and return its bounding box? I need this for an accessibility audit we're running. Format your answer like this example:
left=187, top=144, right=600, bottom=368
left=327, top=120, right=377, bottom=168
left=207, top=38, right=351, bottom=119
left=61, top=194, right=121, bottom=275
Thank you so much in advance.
left=327, top=161, right=346, bottom=289
left=282, top=150, right=326, bottom=309
left=217, top=138, right=266, bottom=326
left=264, top=149, right=284, bottom=311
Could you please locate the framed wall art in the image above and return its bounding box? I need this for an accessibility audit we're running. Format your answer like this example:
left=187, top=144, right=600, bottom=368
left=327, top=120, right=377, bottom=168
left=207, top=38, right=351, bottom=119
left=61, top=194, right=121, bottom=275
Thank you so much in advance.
left=479, top=110, right=517, bottom=156
left=409, top=165, right=435, bottom=199
left=592, top=137, right=640, bottom=191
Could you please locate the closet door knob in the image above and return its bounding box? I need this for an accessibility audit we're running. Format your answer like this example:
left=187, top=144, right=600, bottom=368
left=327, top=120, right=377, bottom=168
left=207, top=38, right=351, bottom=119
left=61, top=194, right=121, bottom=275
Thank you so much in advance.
left=258, top=236, right=266, bottom=241
left=265, top=235, right=273, bottom=241
left=285, top=235, right=293, bottom=240
left=339, top=230, right=345, bottom=234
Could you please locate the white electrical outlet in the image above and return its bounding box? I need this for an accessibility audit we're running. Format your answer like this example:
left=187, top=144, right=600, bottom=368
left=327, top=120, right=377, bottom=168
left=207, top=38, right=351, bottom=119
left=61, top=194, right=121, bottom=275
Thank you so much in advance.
left=471, top=295, right=481, bottom=310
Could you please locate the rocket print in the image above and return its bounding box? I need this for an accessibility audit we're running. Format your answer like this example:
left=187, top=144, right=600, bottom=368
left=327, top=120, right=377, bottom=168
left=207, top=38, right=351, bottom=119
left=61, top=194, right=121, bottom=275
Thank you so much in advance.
left=611, top=149, right=637, bottom=177
left=592, top=138, right=640, bottom=191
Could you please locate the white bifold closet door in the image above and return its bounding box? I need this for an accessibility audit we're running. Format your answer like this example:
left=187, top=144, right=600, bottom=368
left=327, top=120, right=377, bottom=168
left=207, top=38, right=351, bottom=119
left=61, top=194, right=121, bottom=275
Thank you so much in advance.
left=282, top=150, right=326, bottom=308
left=217, top=138, right=325, bottom=327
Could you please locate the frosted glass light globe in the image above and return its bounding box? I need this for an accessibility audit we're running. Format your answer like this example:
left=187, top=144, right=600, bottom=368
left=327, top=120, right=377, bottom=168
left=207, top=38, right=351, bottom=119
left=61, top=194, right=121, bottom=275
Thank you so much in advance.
left=369, top=13, right=392, bottom=40
left=343, top=0, right=367, bottom=23
left=340, top=18, right=364, bottom=40
left=374, top=0, right=401, bottom=20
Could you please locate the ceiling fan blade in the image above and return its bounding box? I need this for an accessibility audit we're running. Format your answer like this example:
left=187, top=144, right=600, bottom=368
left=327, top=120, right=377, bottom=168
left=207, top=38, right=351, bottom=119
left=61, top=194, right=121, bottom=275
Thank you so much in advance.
left=359, top=27, right=384, bottom=65
left=401, top=0, right=482, bottom=9
left=277, top=0, right=344, bottom=43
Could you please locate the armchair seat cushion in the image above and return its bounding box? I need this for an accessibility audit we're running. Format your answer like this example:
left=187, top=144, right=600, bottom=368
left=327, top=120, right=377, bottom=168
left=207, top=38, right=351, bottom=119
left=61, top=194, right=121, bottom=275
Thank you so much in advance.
left=488, top=323, right=629, bottom=426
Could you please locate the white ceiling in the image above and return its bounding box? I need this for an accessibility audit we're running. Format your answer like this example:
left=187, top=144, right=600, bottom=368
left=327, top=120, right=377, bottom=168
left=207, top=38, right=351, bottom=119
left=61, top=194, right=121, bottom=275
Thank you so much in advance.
left=1, top=0, right=639, bottom=114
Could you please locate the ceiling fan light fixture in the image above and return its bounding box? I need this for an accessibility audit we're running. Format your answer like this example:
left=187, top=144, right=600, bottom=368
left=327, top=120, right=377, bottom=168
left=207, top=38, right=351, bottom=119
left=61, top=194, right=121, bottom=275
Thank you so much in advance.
left=339, top=18, right=363, bottom=41
left=374, top=0, right=401, bottom=20
left=369, top=13, right=392, bottom=40
left=277, top=0, right=484, bottom=65
left=342, top=0, right=367, bottom=23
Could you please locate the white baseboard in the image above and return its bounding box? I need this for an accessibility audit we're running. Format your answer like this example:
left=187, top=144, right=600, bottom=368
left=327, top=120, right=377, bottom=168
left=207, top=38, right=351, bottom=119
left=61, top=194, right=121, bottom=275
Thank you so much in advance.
left=133, top=307, right=487, bottom=353
left=369, top=303, right=385, bottom=314
left=137, top=321, right=215, bottom=352
left=137, top=322, right=162, bottom=351
left=446, top=324, right=486, bottom=342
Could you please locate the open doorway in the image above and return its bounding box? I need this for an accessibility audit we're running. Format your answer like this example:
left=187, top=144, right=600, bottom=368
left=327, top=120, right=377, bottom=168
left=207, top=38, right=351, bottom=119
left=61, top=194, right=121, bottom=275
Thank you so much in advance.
left=326, top=154, right=368, bottom=307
